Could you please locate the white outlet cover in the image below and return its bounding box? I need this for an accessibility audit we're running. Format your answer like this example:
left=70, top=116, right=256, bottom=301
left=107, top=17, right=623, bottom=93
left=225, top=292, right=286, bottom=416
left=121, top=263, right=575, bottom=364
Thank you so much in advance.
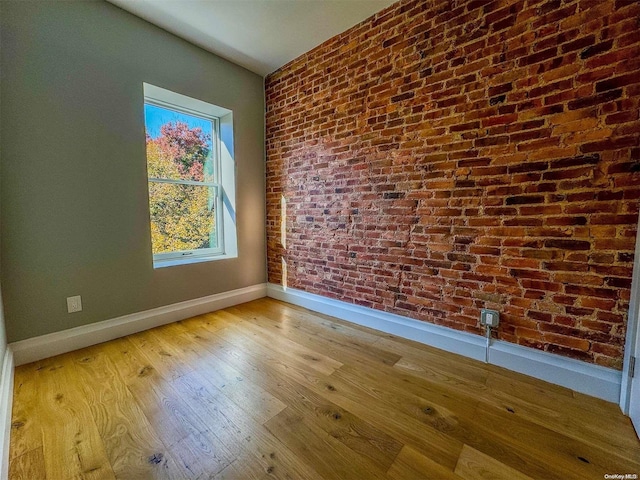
left=67, top=295, right=82, bottom=313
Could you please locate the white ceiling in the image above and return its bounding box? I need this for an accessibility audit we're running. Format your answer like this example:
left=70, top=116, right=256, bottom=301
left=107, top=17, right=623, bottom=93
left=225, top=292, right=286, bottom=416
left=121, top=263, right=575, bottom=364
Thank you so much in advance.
left=107, top=0, right=396, bottom=76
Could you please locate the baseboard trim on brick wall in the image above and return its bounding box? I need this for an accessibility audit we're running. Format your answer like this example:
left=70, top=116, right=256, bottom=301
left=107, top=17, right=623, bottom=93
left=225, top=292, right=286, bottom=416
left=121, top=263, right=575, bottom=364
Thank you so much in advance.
left=488, top=340, right=621, bottom=402
left=0, top=347, right=15, bottom=480
left=267, top=283, right=622, bottom=403
left=10, top=284, right=268, bottom=366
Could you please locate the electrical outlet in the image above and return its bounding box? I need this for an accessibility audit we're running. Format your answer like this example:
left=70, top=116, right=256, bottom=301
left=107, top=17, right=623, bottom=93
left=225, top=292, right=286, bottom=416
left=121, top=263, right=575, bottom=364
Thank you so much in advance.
left=480, top=308, right=499, bottom=327
left=67, top=295, right=82, bottom=313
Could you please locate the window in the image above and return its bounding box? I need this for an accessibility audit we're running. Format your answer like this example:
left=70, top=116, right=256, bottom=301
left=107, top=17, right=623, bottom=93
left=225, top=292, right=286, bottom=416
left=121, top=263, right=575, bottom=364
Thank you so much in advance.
left=143, top=84, right=237, bottom=267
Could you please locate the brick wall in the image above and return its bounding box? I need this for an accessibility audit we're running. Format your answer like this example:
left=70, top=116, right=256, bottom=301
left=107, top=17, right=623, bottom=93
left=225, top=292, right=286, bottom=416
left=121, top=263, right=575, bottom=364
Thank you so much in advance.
left=265, top=0, right=640, bottom=369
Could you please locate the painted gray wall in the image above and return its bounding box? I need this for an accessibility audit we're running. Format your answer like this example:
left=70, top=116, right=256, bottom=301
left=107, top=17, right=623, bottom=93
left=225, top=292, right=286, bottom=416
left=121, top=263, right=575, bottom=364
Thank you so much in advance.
left=0, top=0, right=266, bottom=342
left=0, top=4, right=7, bottom=366
left=0, top=289, right=6, bottom=368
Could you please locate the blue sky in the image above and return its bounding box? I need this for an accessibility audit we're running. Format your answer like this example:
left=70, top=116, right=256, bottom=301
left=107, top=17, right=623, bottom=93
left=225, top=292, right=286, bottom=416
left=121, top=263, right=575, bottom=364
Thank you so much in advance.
left=144, top=103, right=212, bottom=147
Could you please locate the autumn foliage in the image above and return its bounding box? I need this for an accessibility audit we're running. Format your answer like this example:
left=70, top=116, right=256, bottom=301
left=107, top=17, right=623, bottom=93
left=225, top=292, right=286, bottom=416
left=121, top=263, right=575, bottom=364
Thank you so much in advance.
left=146, top=122, right=216, bottom=254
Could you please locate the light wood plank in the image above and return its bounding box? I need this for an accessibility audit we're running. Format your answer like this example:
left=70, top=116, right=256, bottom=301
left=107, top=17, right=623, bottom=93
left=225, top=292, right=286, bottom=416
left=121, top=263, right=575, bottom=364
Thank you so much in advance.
left=213, top=456, right=269, bottom=480
left=71, top=348, right=184, bottom=479
left=387, top=445, right=463, bottom=480
left=150, top=321, right=287, bottom=425
left=214, top=309, right=344, bottom=376
left=173, top=370, right=326, bottom=480
left=179, top=320, right=464, bottom=471
left=232, top=299, right=403, bottom=368
left=120, top=338, right=237, bottom=478
left=485, top=372, right=640, bottom=461
left=125, top=329, right=194, bottom=381
left=454, top=444, right=534, bottom=480
left=265, top=299, right=489, bottom=384
left=9, top=365, right=42, bottom=461
left=264, top=407, right=388, bottom=480
left=471, top=404, right=640, bottom=480
left=173, top=322, right=404, bottom=472
left=333, top=364, right=563, bottom=479
left=8, top=447, right=47, bottom=480
left=36, top=354, right=115, bottom=480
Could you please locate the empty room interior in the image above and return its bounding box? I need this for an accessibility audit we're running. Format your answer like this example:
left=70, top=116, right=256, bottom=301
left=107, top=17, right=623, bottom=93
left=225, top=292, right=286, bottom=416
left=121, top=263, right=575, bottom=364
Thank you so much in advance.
left=1, top=0, right=640, bottom=478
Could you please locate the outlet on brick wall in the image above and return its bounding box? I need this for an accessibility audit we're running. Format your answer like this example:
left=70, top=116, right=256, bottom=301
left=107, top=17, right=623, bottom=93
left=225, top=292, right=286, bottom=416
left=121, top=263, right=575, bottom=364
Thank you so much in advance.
left=265, top=0, right=640, bottom=370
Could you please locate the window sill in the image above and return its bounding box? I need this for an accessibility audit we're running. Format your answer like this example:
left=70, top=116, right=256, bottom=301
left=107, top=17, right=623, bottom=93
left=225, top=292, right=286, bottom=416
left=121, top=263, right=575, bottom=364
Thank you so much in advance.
left=153, top=252, right=237, bottom=269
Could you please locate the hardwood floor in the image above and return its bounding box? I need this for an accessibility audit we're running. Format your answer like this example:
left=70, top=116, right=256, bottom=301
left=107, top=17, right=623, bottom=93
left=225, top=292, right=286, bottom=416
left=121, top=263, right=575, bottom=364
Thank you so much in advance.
left=8, top=297, right=640, bottom=479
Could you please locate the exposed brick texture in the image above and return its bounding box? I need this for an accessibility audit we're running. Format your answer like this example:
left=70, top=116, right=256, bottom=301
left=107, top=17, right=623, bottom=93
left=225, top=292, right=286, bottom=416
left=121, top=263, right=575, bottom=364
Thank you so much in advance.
left=265, top=0, right=640, bottom=369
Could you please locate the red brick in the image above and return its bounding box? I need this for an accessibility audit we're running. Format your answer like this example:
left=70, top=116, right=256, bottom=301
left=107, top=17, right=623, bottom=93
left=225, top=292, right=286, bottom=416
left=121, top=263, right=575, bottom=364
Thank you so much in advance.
left=265, top=0, right=638, bottom=371
left=596, top=72, right=640, bottom=92
left=567, top=89, right=623, bottom=110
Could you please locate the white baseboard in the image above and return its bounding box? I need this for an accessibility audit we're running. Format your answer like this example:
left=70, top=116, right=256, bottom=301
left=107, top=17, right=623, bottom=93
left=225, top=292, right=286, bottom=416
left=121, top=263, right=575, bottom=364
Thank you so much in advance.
left=267, top=283, right=622, bottom=403
left=11, top=284, right=267, bottom=366
left=488, top=341, right=621, bottom=402
left=0, top=347, right=14, bottom=480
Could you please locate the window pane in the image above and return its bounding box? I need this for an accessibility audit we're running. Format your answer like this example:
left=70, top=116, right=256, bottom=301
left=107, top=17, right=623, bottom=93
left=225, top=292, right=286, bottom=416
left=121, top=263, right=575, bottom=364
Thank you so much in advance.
left=149, top=182, right=218, bottom=255
left=144, top=104, right=215, bottom=183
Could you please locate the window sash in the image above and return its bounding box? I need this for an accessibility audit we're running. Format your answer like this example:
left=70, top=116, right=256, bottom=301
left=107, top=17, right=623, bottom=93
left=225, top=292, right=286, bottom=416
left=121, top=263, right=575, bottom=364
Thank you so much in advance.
left=144, top=98, right=225, bottom=262
left=148, top=177, right=219, bottom=188
left=145, top=98, right=218, bottom=127
left=144, top=100, right=219, bottom=185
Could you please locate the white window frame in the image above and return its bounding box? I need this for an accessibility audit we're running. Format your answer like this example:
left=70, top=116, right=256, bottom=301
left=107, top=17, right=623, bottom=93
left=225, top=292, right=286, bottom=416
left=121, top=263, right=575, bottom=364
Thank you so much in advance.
left=144, top=83, right=238, bottom=268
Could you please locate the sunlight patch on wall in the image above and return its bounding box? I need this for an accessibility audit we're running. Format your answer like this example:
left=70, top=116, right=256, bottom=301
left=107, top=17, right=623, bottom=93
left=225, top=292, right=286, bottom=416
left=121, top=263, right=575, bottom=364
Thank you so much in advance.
left=282, top=257, right=288, bottom=290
